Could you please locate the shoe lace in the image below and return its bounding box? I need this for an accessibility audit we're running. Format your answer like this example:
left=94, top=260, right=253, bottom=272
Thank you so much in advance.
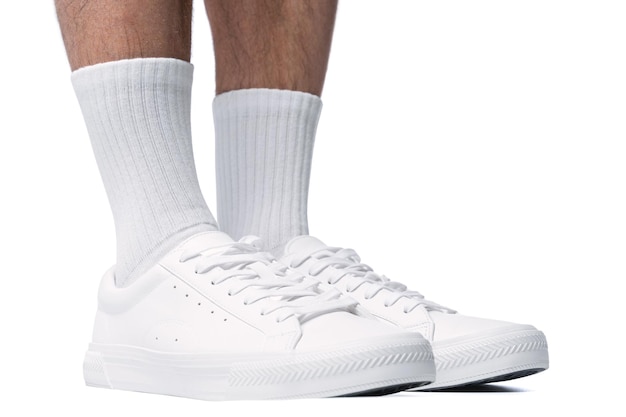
left=178, top=237, right=357, bottom=323
left=290, top=246, right=455, bottom=314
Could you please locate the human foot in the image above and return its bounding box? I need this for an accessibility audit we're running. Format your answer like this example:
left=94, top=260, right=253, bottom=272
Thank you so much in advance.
left=83, top=231, right=435, bottom=400
left=279, top=235, right=549, bottom=390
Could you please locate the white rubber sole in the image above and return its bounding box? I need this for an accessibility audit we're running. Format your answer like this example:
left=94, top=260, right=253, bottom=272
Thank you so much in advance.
left=84, top=334, right=435, bottom=400
left=413, top=328, right=549, bottom=390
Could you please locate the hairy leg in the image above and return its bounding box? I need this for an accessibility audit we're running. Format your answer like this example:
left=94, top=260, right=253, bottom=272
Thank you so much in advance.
left=56, top=0, right=193, bottom=70
left=55, top=0, right=218, bottom=284
left=205, top=0, right=338, bottom=95
left=208, top=1, right=337, bottom=249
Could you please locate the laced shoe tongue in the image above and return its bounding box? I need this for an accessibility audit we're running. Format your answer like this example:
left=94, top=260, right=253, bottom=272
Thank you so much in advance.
left=283, top=235, right=328, bottom=256
left=179, top=231, right=236, bottom=254
left=177, top=233, right=358, bottom=323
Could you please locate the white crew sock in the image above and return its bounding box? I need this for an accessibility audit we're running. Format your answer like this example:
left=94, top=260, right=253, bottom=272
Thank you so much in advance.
left=213, top=89, right=322, bottom=251
left=72, top=58, right=217, bottom=286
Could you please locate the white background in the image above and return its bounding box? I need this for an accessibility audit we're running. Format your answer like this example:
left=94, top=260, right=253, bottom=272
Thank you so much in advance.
left=1, top=1, right=624, bottom=415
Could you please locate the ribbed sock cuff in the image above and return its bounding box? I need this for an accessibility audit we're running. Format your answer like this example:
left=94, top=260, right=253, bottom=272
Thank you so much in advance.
left=214, top=88, right=322, bottom=250
left=73, top=58, right=217, bottom=286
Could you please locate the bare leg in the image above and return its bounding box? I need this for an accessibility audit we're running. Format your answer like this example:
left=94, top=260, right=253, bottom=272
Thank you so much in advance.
left=209, top=1, right=338, bottom=249
left=55, top=0, right=218, bottom=284
left=55, top=0, right=192, bottom=70
left=205, top=0, right=338, bottom=95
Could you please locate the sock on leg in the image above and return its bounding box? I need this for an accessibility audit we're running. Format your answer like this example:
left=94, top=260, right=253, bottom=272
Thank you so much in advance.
left=72, top=58, right=217, bottom=286
left=213, top=88, right=322, bottom=251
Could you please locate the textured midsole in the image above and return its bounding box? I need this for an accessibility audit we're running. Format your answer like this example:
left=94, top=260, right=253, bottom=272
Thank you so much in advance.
left=84, top=336, right=435, bottom=400
left=413, top=329, right=549, bottom=390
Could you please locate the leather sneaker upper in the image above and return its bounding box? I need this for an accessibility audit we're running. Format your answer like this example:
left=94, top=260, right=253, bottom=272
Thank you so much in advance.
left=94, top=231, right=417, bottom=354
left=279, top=235, right=539, bottom=344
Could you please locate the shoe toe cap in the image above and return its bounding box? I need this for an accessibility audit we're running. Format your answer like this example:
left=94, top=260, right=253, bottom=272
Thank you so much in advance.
left=296, top=311, right=424, bottom=351
left=429, top=311, right=539, bottom=344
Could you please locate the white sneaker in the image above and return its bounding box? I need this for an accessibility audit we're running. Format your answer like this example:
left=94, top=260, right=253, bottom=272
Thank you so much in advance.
left=83, top=231, right=435, bottom=400
left=279, top=235, right=549, bottom=390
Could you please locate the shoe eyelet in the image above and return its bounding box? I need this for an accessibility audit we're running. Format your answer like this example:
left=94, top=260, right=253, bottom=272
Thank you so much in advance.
left=210, top=281, right=215, bottom=285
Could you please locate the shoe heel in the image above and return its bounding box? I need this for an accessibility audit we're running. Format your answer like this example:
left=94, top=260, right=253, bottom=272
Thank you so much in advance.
left=83, top=350, right=111, bottom=389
